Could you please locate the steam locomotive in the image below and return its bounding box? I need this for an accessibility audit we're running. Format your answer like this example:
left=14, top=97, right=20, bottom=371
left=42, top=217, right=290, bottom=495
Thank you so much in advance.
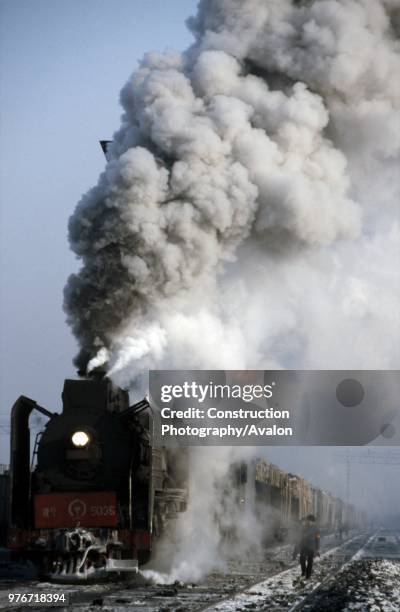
left=8, top=376, right=187, bottom=580
left=6, top=375, right=365, bottom=581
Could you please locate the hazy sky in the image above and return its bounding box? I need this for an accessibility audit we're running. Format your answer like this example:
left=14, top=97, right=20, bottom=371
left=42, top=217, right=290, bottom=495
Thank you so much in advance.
left=0, top=0, right=398, bottom=518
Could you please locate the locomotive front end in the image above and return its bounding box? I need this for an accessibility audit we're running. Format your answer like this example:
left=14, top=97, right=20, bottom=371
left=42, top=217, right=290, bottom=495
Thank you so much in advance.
left=8, top=377, right=155, bottom=580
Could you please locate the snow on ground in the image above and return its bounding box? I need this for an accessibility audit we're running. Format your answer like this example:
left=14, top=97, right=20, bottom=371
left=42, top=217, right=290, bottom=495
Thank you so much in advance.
left=342, top=560, right=400, bottom=612
left=207, top=536, right=364, bottom=611
left=4, top=533, right=399, bottom=611
left=207, top=532, right=400, bottom=611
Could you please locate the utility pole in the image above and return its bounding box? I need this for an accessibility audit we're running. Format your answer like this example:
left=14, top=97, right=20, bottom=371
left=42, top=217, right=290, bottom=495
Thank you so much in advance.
left=336, top=450, right=400, bottom=525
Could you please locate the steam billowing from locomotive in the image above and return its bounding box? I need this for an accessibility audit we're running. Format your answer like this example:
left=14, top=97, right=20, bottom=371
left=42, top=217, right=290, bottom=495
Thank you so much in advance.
left=64, top=0, right=399, bottom=381
left=62, top=0, right=400, bottom=582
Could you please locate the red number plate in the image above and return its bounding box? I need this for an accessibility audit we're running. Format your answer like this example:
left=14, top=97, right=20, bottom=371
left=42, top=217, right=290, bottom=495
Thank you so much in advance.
left=34, top=491, right=118, bottom=528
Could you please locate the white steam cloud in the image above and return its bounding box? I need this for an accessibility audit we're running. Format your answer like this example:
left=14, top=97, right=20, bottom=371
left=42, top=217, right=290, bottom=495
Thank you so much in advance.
left=64, top=0, right=400, bottom=581
left=142, top=447, right=264, bottom=584
left=64, top=0, right=399, bottom=378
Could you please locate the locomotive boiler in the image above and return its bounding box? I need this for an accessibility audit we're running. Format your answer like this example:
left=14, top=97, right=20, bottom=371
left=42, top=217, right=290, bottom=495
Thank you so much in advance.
left=8, top=376, right=187, bottom=580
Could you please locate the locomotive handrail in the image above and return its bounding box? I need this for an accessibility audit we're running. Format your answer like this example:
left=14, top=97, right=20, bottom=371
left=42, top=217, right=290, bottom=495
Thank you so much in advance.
left=117, top=398, right=150, bottom=420
left=34, top=403, right=56, bottom=419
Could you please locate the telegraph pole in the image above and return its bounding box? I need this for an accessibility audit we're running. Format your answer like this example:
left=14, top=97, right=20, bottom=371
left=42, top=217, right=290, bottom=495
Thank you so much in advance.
left=345, top=455, right=350, bottom=508
left=336, top=450, right=400, bottom=525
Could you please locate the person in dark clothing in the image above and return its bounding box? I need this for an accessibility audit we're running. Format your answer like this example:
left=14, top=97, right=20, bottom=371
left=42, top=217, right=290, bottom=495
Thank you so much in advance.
left=293, top=514, right=320, bottom=579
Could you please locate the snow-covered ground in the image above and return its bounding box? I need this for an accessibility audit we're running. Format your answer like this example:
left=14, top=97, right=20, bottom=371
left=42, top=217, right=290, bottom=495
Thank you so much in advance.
left=322, top=559, right=400, bottom=612
left=206, top=533, right=367, bottom=611
left=207, top=531, right=400, bottom=612
left=0, top=534, right=347, bottom=611
left=0, top=532, right=399, bottom=611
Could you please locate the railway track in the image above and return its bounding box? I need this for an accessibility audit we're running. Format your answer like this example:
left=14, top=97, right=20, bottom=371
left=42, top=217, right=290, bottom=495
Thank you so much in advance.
left=208, top=530, right=400, bottom=612
left=0, top=536, right=365, bottom=612
left=285, top=534, right=377, bottom=612
left=4, top=533, right=400, bottom=612
left=205, top=532, right=372, bottom=611
left=287, top=531, right=400, bottom=612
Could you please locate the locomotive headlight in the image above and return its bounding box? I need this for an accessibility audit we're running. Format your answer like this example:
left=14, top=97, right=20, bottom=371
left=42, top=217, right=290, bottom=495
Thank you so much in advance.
left=71, top=431, right=90, bottom=447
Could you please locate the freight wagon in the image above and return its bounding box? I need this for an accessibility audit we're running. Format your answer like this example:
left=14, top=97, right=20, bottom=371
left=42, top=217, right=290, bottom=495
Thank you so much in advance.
left=231, top=458, right=363, bottom=543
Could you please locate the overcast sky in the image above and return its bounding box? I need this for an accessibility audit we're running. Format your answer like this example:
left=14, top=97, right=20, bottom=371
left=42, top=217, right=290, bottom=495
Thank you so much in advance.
left=0, top=0, right=398, bottom=518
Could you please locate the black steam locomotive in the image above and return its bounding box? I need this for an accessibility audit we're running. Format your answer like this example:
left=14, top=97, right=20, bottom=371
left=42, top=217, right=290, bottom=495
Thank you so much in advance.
left=8, top=377, right=187, bottom=580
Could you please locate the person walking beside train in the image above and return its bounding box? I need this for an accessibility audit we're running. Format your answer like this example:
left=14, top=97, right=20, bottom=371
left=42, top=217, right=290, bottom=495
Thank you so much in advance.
left=293, top=514, right=320, bottom=580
